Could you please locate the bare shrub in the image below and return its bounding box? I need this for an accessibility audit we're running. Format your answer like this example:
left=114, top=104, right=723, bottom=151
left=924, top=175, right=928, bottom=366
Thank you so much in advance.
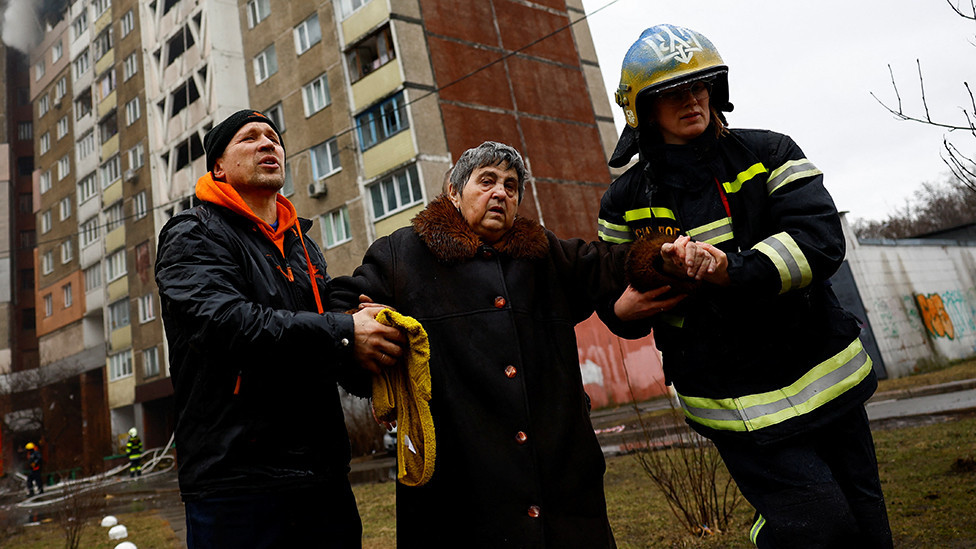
left=52, top=467, right=105, bottom=549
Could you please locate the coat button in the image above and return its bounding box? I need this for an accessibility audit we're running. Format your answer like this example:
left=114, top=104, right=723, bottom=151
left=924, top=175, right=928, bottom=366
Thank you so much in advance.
left=528, top=505, right=541, bottom=518
left=515, top=431, right=527, bottom=444
left=504, top=365, right=517, bottom=378
left=494, top=296, right=506, bottom=308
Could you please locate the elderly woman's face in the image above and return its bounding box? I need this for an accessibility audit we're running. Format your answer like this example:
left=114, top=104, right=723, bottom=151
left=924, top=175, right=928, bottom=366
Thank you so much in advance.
left=450, top=163, right=519, bottom=244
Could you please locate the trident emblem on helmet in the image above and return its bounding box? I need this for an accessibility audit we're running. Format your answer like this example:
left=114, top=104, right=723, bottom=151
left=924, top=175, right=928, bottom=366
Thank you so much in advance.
left=643, top=27, right=703, bottom=65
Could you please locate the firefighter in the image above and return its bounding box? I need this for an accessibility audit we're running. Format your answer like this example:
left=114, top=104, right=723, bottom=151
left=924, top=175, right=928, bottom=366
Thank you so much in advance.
left=600, top=24, right=893, bottom=548
left=25, top=442, right=43, bottom=496
left=126, top=428, right=143, bottom=477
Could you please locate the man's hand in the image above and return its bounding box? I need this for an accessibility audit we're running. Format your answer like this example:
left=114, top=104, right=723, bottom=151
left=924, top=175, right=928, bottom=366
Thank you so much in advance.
left=613, top=285, right=688, bottom=322
left=352, top=305, right=407, bottom=374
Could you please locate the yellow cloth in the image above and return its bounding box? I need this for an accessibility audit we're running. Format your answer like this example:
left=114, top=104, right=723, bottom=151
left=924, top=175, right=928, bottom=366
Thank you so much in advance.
left=372, top=309, right=435, bottom=486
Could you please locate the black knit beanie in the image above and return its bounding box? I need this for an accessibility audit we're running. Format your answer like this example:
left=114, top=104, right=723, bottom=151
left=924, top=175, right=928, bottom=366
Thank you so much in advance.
left=204, top=109, right=283, bottom=172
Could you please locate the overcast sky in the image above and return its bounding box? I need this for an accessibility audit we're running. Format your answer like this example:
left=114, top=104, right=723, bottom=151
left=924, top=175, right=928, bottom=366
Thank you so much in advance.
left=579, top=0, right=975, bottom=221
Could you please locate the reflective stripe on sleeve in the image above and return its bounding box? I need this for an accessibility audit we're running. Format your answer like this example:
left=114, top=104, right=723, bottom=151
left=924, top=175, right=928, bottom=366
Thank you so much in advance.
left=766, top=159, right=822, bottom=195
left=753, top=232, right=812, bottom=294
left=750, top=514, right=766, bottom=545
left=598, top=218, right=634, bottom=243
left=623, top=207, right=676, bottom=222
left=687, top=217, right=734, bottom=245
left=722, top=163, right=767, bottom=194
left=676, top=339, right=872, bottom=432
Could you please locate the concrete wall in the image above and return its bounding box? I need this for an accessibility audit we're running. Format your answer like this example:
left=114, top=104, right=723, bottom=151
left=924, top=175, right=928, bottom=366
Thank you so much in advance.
left=843, top=216, right=976, bottom=378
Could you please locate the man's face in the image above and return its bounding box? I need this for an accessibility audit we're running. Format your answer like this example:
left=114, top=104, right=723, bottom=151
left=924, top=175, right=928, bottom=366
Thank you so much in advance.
left=213, top=122, right=284, bottom=193
left=450, top=163, right=519, bottom=244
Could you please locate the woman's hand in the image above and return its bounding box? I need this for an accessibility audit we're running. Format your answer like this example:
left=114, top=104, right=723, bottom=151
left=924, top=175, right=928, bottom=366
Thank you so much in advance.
left=613, top=284, right=688, bottom=322
left=661, top=236, right=715, bottom=280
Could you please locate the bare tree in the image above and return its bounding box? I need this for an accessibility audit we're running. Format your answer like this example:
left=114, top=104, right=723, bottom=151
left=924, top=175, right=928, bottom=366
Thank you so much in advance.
left=871, top=0, right=976, bottom=193
left=852, top=176, right=976, bottom=238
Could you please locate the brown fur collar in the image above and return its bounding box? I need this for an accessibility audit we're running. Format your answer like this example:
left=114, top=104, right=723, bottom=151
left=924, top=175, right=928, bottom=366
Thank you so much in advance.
left=411, top=195, right=549, bottom=263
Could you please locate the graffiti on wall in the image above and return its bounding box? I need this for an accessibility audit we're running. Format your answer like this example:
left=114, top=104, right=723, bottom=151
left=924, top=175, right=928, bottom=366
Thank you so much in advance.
left=916, top=293, right=955, bottom=339
left=912, top=287, right=976, bottom=340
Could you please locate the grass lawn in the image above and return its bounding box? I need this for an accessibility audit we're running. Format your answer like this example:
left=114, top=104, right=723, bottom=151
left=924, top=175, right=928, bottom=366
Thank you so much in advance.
left=1, top=510, right=180, bottom=548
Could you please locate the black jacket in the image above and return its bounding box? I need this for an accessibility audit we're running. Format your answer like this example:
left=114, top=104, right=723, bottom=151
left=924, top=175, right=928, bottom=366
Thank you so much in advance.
left=330, top=196, right=628, bottom=548
left=156, top=202, right=368, bottom=501
left=600, top=128, right=877, bottom=444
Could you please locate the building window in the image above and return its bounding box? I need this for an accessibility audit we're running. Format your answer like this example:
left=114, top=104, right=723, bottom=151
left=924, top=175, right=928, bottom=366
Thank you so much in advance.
left=143, top=347, right=160, bottom=378
left=171, top=134, right=204, bottom=170
left=63, top=283, right=73, bottom=308
left=17, top=121, right=32, bottom=140
left=39, top=95, right=49, bottom=117
left=57, top=116, right=69, bottom=139
left=294, top=12, right=321, bottom=55
left=20, top=155, right=34, bottom=177
left=78, top=174, right=98, bottom=204
left=138, top=294, right=155, bottom=323
left=165, top=25, right=194, bottom=66
left=75, top=89, right=92, bottom=120
left=40, top=211, right=52, bottom=234
left=322, top=207, right=351, bottom=249
left=128, top=144, right=144, bottom=170
left=337, top=0, right=367, bottom=19
left=78, top=131, right=96, bottom=160
left=310, top=138, right=341, bottom=181
left=99, top=110, right=118, bottom=143
left=97, top=70, right=117, bottom=102
left=109, top=350, right=134, bottom=381
left=123, top=52, right=138, bottom=80
left=121, top=9, right=134, bottom=37
left=61, top=239, right=73, bottom=264
left=302, top=74, right=330, bottom=117
left=105, top=201, right=124, bottom=231
left=55, top=77, right=67, bottom=101
left=108, top=299, right=130, bottom=330
left=74, top=48, right=90, bottom=79
left=72, top=11, right=88, bottom=40
left=253, top=44, right=277, bottom=84
left=246, top=0, right=270, bottom=28
left=369, top=164, right=423, bottom=219
left=356, top=92, right=408, bottom=151
left=52, top=40, right=63, bottom=62
left=58, top=155, right=71, bottom=180
left=100, top=156, right=121, bottom=188
left=85, top=263, right=102, bottom=292
left=125, top=97, right=140, bottom=125
left=42, top=251, right=54, bottom=275
left=44, top=294, right=53, bottom=317
left=40, top=171, right=52, bottom=194
left=35, top=59, right=45, bottom=81
left=94, top=27, right=114, bottom=60
left=168, top=78, right=200, bottom=116
left=94, top=0, right=111, bottom=17
left=347, top=25, right=395, bottom=83
left=80, top=217, right=100, bottom=248
left=281, top=162, right=294, bottom=197
left=40, top=132, right=50, bottom=155
left=133, top=191, right=148, bottom=219
left=59, top=196, right=72, bottom=221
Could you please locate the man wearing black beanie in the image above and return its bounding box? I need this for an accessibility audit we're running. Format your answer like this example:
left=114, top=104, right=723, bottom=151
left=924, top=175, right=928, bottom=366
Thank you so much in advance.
left=156, top=109, right=406, bottom=548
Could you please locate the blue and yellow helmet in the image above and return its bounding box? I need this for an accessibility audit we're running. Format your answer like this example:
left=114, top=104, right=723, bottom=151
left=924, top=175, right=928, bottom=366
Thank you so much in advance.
left=615, top=24, right=731, bottom=129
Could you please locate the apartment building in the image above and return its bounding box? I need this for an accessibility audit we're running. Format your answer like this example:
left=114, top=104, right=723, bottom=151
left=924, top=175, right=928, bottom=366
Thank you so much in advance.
left=7, top=0, right=658, bottom=471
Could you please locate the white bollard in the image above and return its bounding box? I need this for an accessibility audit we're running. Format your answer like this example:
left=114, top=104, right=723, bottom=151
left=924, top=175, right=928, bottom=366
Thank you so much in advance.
left=101, top=515, right=119, bottom=527
left=115, top=542, right=138, bottom=549
left=108, top=524, right=128, bottom=540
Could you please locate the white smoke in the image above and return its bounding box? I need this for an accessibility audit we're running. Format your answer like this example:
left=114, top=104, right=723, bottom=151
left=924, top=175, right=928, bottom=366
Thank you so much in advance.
left=1, top=0, right=44, bottom=54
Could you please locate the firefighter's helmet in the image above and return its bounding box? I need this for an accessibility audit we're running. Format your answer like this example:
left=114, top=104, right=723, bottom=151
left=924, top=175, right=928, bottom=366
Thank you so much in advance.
left=614, top=24, right=731, bottom=129
left=25, top=442, right=36, bottom=450
left=128, top=428, right=138, bottom=438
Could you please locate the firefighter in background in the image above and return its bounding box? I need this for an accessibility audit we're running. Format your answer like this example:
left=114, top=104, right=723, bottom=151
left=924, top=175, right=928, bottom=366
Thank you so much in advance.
left=126, top=428, right=143, bottom=477
left=600, top=24, right=892, bottom=548
left=25, top=442, right=43, bottom=496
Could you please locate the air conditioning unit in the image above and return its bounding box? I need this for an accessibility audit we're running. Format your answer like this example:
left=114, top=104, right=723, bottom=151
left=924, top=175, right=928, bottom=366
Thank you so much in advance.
left=124, top=169, right=137, bottom=182
left=307, top=181, right=328, bottom=198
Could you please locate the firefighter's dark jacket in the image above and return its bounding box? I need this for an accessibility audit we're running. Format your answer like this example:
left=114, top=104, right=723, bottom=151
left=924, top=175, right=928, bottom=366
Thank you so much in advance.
left=599, top=128, right=877, bottom=444
left=156, top=200, right=368, bottom=501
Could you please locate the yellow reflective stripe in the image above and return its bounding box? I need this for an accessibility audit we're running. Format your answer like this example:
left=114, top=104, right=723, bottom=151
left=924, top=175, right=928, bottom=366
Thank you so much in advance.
left=598, top=219, right=633, bottom=243
left=750, top=514, right=765, bottom=545
left=677, top=339, right=872, bottom=432
left=766, top=159, right=822, bottom=195
left=753, top=232, right=812, bottom=294
left=623, top=207, right=676, bottom=222
left=687, top=217, right=734, bottom=245
left=722, top=162, right=767, bottom=194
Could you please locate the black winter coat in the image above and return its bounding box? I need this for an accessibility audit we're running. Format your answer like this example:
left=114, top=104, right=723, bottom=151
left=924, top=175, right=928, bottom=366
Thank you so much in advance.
left=330, top=197, right=629, bottom=548
left=155, top=203, right=368, bottom=501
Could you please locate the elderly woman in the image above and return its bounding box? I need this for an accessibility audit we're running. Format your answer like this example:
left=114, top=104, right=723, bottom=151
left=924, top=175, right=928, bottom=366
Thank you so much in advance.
left=331, top=141, right=655, bottom=547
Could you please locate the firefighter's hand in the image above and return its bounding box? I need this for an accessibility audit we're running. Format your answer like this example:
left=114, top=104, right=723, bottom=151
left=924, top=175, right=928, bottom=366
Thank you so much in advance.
left=352, top=306, right=407, bottom=374
left=613, top=285, right=688, bottom=322
left=661, top=236, right=714, bottom=280
left=357, top=294, right=397, bottom=312
left=698, top=242, right=731, bottom=286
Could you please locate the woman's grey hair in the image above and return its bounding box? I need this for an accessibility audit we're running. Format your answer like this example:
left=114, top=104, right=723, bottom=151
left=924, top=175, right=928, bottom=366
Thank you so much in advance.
left=449, top=141, right=527, bottom=203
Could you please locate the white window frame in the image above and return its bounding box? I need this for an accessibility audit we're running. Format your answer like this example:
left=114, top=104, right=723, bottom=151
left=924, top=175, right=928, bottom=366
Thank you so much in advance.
left=128, top=143, right=144, bottom=170
left=80, top=217, right=100, bottom=248
left=78, top=131, right=96, bottom=160
left=100, top=156, right=121, bottom=188
left=39, top=95, right=49, bottom=117
left=74, top=49, right=90, bottom=79
left=321, top=206, right=352, bottom=249
left=57, top=116, right=69, bottom=139
left=109, top=350, right=133, bottom=381
left=106, top=249, right=127, bottom=281
left=63, top=283, right=73, bottom=308
left=338, top=0, right=367, bottom=20
left=72, top=11, right=88, bottom=41
left=253, top=44, right=278, bottom=84
left=369, top=164, right=424, bottom=220
left=42, top=251, right=54, bottom=275
left=143, top=347, right=160, bottom=378
left=94, top=0, right=111, bottom=17
left=310, top=138, right=341, bottom=181
left=40, top=171, right=52, bottom=194
left=105, top=201, right=124, bottom=232
left=44, top=294, right=53, bottom=317
left=293, top=12, right=321, bottom=55
left=133, top=191, right=147, bottom=219
left=121, top=10, right=134, bottom=37
left=125, top=97, right=140, bottom=126
left=78, top=174, right=98, bottom=204
left=52, top=40, right=63, bottom=62
left=246, top=0, right=270, bottom=28
left=55, top=77, right=67, bottom=101
left=123, top=52, right=138, bottom=80
left=301, top=74, right=330, bottom=116
left=40, top=211, right=52, bottom=234
left=35, top=60, right=45, bottom=81
left=59, top=196, right=71, bottom=221
left=108, top=299, right=130, bottom=331
left=61, top=239, right=73, bottom=264
left=138, top=293, right=155, bottom=323
left=266, top=103, right=285, bottom=133
left=84, top=263, right=102, bottom=292
left=40, top=133, right=50, bottom=155
left=58, top=155, right=71, bottom=180
left=18, top=121, right=32, bottom=140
